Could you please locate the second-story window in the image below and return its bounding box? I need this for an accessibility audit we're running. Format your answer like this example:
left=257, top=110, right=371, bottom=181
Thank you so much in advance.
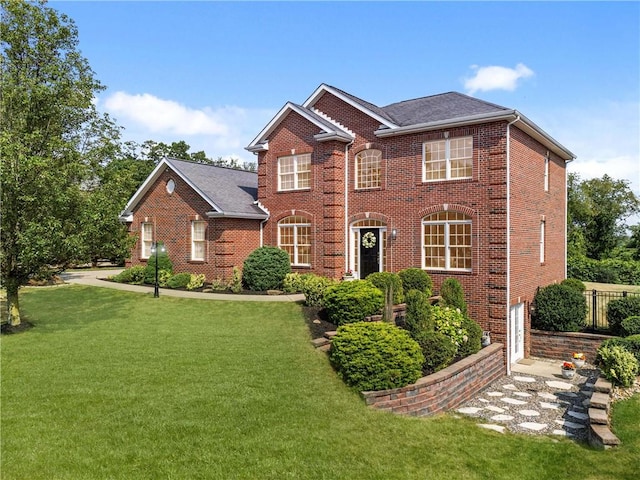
left=423, top=136, right=472, bottom=181
left=278, top=153, right=311, bottom=191
left=355, top=149, right=382, bottom=189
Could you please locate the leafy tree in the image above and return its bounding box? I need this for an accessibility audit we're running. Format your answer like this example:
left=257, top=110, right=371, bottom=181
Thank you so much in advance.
left=568, top=173, right=639, bottom=260
left=1, top=0, right=117, bottom=325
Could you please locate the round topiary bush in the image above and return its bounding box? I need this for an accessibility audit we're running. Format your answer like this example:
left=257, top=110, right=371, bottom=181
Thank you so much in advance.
left=414, top=330, right=457, bottom=375
left=242, top=246, right=292, bottom=291
left=596, top=345, right=639, bottom=387
left=166, top=272, right=191, bottom=289
left=323, top=280, right=384, bottom=326
left=403, top=289, right=434, bottom=339
left=398, top=268, right=433, bottom=296
left=329, top=322, right=424, bottom=391
left=532, top=283, right=587, bottom=332
left=366, top=272, right=404, bottom=305
left=607, top=296, right=640, bottom=336
left=621, top=316, right=640, bottom=337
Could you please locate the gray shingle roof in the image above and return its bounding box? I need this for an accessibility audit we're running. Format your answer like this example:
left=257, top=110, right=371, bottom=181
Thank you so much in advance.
left=165, top=158, right=266, bottom=218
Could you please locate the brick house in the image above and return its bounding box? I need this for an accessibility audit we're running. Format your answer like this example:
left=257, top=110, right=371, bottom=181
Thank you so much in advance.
left=122, top=84, right=574, bottom=366
left=246, top=84, right=575, bottom=365
left=120, top=158, right=268, bottom=281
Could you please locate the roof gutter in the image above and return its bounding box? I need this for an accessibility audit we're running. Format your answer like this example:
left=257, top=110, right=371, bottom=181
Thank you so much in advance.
left=206, top=211, right=269, bottom=220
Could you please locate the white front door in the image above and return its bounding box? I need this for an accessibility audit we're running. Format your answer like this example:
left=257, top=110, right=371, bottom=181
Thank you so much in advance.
left=510, top=303, right=525, bottom=364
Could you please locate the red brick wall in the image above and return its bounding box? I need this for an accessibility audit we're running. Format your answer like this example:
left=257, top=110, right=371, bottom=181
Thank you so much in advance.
left=362, top=343, right=505, bottom=416
left=127, top=167, right=261, bottom=281
left=530, top=330, right=614, bottom=362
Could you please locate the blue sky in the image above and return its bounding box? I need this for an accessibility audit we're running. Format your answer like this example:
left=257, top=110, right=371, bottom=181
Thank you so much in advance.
left=53, top=1, right=639, bottom=201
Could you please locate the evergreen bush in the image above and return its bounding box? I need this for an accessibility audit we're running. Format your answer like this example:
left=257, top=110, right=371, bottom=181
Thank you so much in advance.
left=414, top=330, right=457, bottom=375
left=440, top=278, right=468, bottom=316
left=186, top=273, right=206, bottom=291
left=242, top=246, right=291, bottom=291
left=299, top=275, right=338, bottom=308
left=144, top=243, right=173, bottom=284
left=158, top=269, right=172, bottom=287
left=166, top=272, right=191, bottom=289
left=366, top=272, right=404, bottom=305
left=403, top=289, right=434, bottom=339
left=561, top=278, right=586, bottom=292
left=457, top=316, right=483, bottom=358
left=398, top=268, right=433, bottom=296
left=531, top=283, right=587, bottom=332
left=599, top=335, right=640, bottom=365
left=607, top=296, right=640, bottom=336
left=596, top=345, right=639, bottom=387
left=111, top=265, right=146, bottom=284
left=329, top=322, right=424, bottom=391
left=228, top=267, right=242, bottom=293
left=621, top=316, right=640, bottom=337
left=323, top=280, right=384, bottom=326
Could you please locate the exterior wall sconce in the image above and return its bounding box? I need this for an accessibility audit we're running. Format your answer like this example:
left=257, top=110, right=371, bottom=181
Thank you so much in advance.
left=391, top=229, right=397, bottom=241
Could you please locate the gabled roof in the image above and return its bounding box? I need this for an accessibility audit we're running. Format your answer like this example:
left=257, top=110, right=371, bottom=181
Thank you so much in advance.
left=246, top=84, right=575, bottom=161
left=120, top=158, right=268, bottom=221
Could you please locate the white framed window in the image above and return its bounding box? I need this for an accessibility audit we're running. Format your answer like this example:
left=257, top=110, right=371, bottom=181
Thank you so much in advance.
left=355, top=149, right=381, bottom=189
left=540, top=219, right=546, bottom=264
left=141, top=222, right=154, bottom=259
left=278, top=216, right=311, bottom=266
left=278, top=153, right=311, bottom=191
left=191, top=220, right=206, bottom=261
left=423, top=136, right=472, bottom=181
left=422, top=211, right=472, bottom=271
left=544, top=154, right=550, bottom=192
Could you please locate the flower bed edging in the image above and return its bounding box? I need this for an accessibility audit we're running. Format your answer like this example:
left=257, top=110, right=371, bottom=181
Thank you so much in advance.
left=361, top=343, right=505, bottom=416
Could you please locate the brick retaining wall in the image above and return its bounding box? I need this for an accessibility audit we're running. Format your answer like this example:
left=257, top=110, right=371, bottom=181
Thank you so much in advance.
left=530, top=330, right=615, bottom=361
left=361, top=343, right=505, bottom=416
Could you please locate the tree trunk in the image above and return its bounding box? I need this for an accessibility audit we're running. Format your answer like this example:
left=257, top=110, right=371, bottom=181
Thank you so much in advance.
left=6, top=278, right=21, bottom=326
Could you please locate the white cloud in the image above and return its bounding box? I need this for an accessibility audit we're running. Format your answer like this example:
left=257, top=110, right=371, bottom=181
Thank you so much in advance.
left=97, top=91, right=276, bottom=162
left=464, top=63, right=534, bottom=95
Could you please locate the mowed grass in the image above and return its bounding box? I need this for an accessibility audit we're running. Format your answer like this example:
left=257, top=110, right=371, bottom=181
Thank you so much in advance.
left=2, top=286, right=639, bottom=479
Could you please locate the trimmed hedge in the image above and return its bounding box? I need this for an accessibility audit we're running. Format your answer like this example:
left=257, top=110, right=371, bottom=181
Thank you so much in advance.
left=167, top=272, right=191, bottom=289
left=398, top=268, right=433, bottom=296
left=457, top=316, right=483, bottom=358
left=404, top=289, right=434, bottom=339
left=324, top=280, right=384, bottom=325
left=439, top=278, right=468, bottom=316
left=414, top=330, right=457, bottom=375
left=532, top=283, right=587, bottom=332
left=242, top=246, right=291, bottom=291
left=607, top=296, right=640, bottom=336
left=299, top=275, right=338, bottom=308
left=561, top=278, right=586, bottom=293
left=329, top=322, right=424, bottom=391
left=366, top=272, right=404, bottom=305
left=621, top=316, right=640, bottom=337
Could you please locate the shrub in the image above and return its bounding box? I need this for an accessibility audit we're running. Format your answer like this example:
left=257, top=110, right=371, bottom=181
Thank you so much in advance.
left=300, top=275, right=338, bottom=308
left=366, top=272, right=404, bottom=305
left=186, top=273, right=206, bottom=291
left=144, top=243, right=173, bottom=284
left=568, top=256, right=640, bottom=285
left=158, top=269, right=172, bottom=287
left=329, top=322, right=424, bottom=391
left=323, top=280, right=384, bottom=326
left=167, top=272, right=191, bottom=289
left=229, top=267, right=242, bottom=293
left=414, top=330, right=457, bottom=375
left=112, top=265, right=146, bottom=284
left=242, top=246, right=291, bottom=291
left=561, top=278, right=586, bottom=293
left=282, top=273, right=312, bottom=294
left=432, top=306, right=467, bottom=351
left=531, top=283, right=587, bottom=332
left=398, top=268, right=433, bottom=296
left=621, top=316, right=640, bottom=337
left=404, top=289, right=434, bottom=339
left=607, top=296, right=640, bottom=336
left=596, top=345, right=639, bottom=387
left=599, top=335, right=640, bottom=366
left=439, top=278, right=468, bottom=316
left=457, top=316, right=483, bottom=358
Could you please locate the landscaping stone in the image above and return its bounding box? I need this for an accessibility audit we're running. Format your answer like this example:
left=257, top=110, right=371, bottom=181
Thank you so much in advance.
left=479, top=424, right=506, bottom=434
left=588, top=407, right=608, bottom=425
left=519, top=422, right=547, bottom=431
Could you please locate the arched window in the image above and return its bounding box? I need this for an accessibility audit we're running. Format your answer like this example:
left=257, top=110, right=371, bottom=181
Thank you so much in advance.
left=422, top=211, right=472, bottom=271
left=355, top=149, right=381, bottom=189
left=278, top=216, right=311, bottom=266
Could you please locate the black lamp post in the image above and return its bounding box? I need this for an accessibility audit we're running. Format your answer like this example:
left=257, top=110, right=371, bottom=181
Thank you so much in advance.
left=151, top=241, right=165, bottom=298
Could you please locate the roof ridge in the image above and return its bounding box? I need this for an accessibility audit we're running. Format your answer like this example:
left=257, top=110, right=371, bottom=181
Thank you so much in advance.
left=166, top=157, right=257, bottom=174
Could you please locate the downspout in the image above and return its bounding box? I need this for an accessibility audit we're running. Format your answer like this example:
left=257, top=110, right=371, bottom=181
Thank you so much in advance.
left=259, top=218, right=268, bottom=247
left=344, top=140, right=354, bottom=274
left=505, top=115, right=520, bottom=376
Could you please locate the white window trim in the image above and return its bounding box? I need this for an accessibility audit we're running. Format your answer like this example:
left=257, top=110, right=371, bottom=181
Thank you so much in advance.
left=355, top=149, right=382, bottom=190
left=422, top=136, right=473, bottom=182
left=191, top=220, right=206, bottom=261
left=141, top=222, right=153, bottom=259
left=540, top=219, right=546, bottom=264
left=277, top=154, right=311, bottom=191
left=278, top=219, right=312, bottom=267
left=422, top=216, right=472, bottom=272
left=544, top=154, right=550, bottom=192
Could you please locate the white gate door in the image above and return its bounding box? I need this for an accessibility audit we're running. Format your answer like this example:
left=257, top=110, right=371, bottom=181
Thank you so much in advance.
left=510, top=303, right=525, bottom=364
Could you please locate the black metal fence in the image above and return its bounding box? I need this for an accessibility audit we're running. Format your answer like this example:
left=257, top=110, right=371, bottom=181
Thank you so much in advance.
left=585, top=289, right=640, bottom=331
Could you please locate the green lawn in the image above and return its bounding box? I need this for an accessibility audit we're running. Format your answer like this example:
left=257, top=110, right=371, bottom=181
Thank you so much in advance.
left=2, top=286, right=639, bottom=479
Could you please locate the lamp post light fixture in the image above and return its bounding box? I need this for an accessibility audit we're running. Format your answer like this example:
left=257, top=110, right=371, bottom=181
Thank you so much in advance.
left=151, top=241, right=165, bottom=298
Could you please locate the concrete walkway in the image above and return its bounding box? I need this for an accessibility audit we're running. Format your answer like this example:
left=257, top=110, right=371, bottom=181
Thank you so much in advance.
left=60, top=269, right=305, bottom=302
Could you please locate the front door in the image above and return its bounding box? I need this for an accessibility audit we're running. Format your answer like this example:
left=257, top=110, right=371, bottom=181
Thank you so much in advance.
left=359, top=228, right=380, bottom=279
left=510, top=303, right=525, bottom=364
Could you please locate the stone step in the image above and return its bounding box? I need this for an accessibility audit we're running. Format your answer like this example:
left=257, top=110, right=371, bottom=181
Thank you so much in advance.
left=324, top=330, right=338, bottom=339
left=318, top=344, right=331, bottom=353
left=589, top=424, right=621, bottom=449
left=588, top=407, right=609, bottom=425
left=311, top=337, right=330, bottom=348
left=594, top=377, right=612, bottom=394
left=590, top=392, right=611, bottom=412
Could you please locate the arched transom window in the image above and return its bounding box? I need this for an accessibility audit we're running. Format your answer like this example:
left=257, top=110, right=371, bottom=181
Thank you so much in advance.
left=355, top=149, right=381, bottom=189
left=422, top=211, right=472, bottom=271
left=278, top=216, right=311, bottom=266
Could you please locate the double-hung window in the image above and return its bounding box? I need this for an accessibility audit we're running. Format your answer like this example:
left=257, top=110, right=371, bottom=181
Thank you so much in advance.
left=278, top=216, right=311, bottom=266
left=422, top=212, right=472, bottom=271
left=423, top=136, right=472, bottom=181
left=278, top=153, right=311, bottom=191
left=141, top=222, right=154, bottom=259
left=191, top=220, right=206, bottom=261
left=355, top=149, right=381, bottom=189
